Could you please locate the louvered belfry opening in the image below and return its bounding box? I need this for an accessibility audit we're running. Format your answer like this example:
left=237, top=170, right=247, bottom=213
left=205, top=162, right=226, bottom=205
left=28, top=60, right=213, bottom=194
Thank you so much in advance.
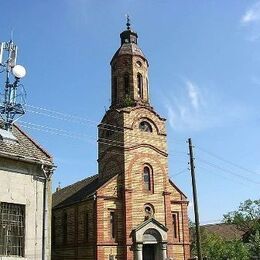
left=0, top=202, right=25, bottom=257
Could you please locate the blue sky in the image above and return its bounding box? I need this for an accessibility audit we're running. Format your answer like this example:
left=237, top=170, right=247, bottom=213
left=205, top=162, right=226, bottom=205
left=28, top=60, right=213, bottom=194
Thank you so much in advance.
left=1, top=1, right=259, bottom=224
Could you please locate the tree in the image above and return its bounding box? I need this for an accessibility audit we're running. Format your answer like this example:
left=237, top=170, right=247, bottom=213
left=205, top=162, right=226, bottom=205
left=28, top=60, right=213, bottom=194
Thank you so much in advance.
left=190, top=199, right=260, bottom=259
left=223, top=199, right=260, bottom=237
left=190, top=225, right=249, bottom=260
left=248, top=230, right=260, bottom=259
left=223, top=199, right=260, bottom=259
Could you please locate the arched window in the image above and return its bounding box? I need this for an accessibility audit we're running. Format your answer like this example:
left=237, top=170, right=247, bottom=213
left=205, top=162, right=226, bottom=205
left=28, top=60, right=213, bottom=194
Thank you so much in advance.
left=124, top=73, right=129, bottom=96
left=137, top=73, right=143, bottom=99
left=139, top=121, right=152, bottom=133
left=144, top=204, right=154, bottom=220
left=62, top=212, right=68, bottom=244
left=146, top=77, right=149, bottom=98
left=143, top=166, right=152, bottom=191
left=85, top=212, right=89, bottom=242
left=52, top=216, right=56, bottom=245
left=113, top=77, right=118, bottom=102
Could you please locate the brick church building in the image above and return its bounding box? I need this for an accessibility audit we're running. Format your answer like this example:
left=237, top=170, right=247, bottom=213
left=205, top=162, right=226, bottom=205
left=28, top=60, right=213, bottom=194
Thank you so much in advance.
left=52, top=22, right=190, bottom=260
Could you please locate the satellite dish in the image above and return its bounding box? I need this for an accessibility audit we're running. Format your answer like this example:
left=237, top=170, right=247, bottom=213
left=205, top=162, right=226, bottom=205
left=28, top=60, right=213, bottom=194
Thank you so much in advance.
left=12, top=64, right=26, bottom=78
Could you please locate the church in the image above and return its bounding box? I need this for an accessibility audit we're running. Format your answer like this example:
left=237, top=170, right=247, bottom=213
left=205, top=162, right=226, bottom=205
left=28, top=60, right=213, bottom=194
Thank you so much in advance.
left=52, top=21, right=190, bottom=260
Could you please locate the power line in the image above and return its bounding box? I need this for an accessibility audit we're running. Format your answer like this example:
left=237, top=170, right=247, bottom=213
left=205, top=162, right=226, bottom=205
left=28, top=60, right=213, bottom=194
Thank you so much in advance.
left=197, top=165, right=247, bottom=187
left=171, top=168, right=188, bottom=177
left=25, top=103, right=186, bottom=145
left=197, top=157, right=260, bottom=185
left=197, top=146, right=260, bottom=177
left=19, top=122, right=186, bottom=159
left=19, top=120, right=188, bottom=157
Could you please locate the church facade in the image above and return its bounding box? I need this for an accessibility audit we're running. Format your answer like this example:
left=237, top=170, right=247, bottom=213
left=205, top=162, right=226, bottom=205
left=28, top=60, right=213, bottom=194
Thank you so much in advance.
left=52, top=23, right=190, bottom=260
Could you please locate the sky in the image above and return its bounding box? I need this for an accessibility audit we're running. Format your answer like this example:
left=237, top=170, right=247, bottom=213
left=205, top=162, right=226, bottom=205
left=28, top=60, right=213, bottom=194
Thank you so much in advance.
left=0, top=1, right=259, bottom=224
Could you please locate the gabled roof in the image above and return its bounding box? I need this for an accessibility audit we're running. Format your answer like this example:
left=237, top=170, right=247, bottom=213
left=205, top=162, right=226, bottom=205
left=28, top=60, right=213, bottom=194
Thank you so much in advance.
left=134, top=217, right=168, bottom=232
left=0, top=122, right=53, bottom=166
left=169, top=179, right=188, bottom=199
left=52, top=174, right=99, bottom=208
left=201, top=223, right=245, bottom=240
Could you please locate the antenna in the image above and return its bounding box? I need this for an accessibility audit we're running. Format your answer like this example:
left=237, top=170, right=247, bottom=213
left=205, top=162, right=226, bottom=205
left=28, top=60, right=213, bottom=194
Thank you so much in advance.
left=10, top=29, right=14, bottom=42
left=0, top=43, right=4, bottom=65
left=0, top=40, right=26, bottom=130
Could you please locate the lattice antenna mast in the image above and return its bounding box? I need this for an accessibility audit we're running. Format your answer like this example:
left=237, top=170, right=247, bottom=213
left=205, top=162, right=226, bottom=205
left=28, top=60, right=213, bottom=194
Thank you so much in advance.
left=0, top=40, right=26, bottom=130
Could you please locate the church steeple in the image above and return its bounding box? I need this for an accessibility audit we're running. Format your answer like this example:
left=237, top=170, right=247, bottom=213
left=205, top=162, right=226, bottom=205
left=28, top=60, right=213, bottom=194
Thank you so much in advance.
left=110, top=19, right=150, bottom=108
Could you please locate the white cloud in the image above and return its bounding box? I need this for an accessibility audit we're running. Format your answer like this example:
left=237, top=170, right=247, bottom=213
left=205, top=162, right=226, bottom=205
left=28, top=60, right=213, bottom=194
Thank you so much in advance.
left=241, top=2, right=260, bottom=41
left=241, top=2, right=260, bottom=24
left=186, top=80, right=202, bottom=110
left=162, top=79, right=250, bottom=132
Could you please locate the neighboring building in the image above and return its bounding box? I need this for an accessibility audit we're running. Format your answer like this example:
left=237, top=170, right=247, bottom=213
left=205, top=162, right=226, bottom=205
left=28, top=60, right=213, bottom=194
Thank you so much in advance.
left=52, top=23, right=190, bottom=260
left=201, top=223, right=245, bottom=241
left=0, top=123, right=54, bottom=259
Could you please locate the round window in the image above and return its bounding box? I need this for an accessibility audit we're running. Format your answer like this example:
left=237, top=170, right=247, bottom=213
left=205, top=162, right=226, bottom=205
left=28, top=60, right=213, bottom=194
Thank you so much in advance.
left=144, top=204, right=154, bottom=219
left=139, top=121, right=152, bottom=132
left=136, top=61, right=142, bottom=67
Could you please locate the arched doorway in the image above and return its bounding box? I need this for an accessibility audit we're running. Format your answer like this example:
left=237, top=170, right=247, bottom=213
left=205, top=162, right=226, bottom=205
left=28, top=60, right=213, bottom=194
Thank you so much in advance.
left=142, top=229, right=161, bottom=260
left=143, top=244, right=156, bottom=260
left=133, top=218, right=168, bottom=260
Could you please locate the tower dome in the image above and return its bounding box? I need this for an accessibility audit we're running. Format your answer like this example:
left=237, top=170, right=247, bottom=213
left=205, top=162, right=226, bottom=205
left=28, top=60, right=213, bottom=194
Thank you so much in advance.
left=110, top=18, right=150, bottom=108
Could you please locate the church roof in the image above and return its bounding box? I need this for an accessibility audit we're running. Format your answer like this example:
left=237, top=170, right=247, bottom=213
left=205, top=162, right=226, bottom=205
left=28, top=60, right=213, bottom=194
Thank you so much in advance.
left=0, top=122, right=53, bottom=166
left=134, top=217, right=168, bottom=232
left=200, top=223, right=245, bottom=241
left=52, top=174, right=99, bottom=208
left=111, top=42, right=146, bottom=64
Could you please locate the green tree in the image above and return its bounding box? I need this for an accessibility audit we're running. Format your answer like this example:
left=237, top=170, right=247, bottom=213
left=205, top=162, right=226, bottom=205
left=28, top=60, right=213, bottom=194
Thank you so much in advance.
left=190, top=226, right=249, bottom=260
left=223, top=199, right=260, bottom=259
left=223, top=199, right=260, bottom=236
left=248, top=230, right=260, bottom=259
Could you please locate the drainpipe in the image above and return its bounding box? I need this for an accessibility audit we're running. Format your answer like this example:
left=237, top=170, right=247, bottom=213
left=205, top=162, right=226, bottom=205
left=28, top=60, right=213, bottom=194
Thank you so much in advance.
left=41, top=165, right=54, bottom=260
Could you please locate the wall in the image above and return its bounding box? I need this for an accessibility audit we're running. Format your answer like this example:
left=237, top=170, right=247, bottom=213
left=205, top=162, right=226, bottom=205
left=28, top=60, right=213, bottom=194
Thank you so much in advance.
left=0, top=157, right=52, bottom=260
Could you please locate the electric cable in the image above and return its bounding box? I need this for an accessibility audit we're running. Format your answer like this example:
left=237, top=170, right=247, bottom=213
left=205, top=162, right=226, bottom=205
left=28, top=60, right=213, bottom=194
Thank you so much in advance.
left=25, top=104, right=186, bottom=145
left=196, top=145, right=260, bottom=177
left=196, top=157, right=260, bottom=185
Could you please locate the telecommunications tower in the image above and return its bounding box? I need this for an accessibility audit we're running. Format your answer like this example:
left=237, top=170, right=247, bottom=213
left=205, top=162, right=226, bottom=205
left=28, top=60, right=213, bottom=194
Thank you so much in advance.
left=0, top=40, right=26, bottom=131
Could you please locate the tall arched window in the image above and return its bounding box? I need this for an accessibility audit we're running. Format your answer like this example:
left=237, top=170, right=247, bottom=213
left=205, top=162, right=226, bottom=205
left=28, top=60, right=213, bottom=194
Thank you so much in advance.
left=85, top=212, right=89, bottom=242
left=62, top=212, right=68, bottom=244
left=52, top=216, right=56, bottom=245
left=113, top=77, right=118, bottom=102
left=146, top=77, right=149, bottom=99
left=137, top=73, right=143, bottom=99
left=143, top=166, right=152, bottom=191
left=124, top=73, right=129, bottom=96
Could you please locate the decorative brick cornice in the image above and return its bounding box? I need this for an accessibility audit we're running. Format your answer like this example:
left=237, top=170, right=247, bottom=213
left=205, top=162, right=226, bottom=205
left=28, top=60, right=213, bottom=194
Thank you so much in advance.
left=171, top=200, right=189, bottom=205
left=125, top=143, right=168, bottom=157
left=163, top=191, right=171, bottom=196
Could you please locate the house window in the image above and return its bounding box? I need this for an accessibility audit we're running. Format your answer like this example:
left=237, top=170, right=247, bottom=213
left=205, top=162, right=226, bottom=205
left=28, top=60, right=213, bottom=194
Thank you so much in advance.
left=144, top=204, right=154, bottom=220
left=172, top=212, right=180, bottom=241
left=113, top=77, right=118, bottom=102
left=85, top=212, right=89, bottom=242
left=146, top=77, right=149, bottom=97
left=52, top=216, right=56, bottom=245
left=109, top=211, right=116, bottom=240
left=63, top=212, right=68, bottom=244
left=0, top=202, right=25, bottom=257
left=124, top=73, right=129, bottom=96
left=143, top=166, right=153, bottom=191
left=137, top=73, right=143, bottom=98
left=139, top=121, right=152, bottom=133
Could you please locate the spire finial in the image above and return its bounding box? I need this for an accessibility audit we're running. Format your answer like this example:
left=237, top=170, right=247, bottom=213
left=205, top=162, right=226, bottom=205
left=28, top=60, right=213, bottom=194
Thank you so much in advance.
left=126, top=14, right=131, bottom=30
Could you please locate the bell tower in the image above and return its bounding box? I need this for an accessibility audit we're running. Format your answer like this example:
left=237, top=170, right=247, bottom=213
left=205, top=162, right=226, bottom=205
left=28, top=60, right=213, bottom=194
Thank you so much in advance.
left=110, top=17, right=150, bottom=108
left=95, top=20, right=190, bottom=260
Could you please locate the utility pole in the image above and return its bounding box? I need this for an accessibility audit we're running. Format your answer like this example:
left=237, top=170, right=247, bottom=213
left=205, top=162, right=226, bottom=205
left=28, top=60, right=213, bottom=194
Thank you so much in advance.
left=188, top=138, right=202, bottom=260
